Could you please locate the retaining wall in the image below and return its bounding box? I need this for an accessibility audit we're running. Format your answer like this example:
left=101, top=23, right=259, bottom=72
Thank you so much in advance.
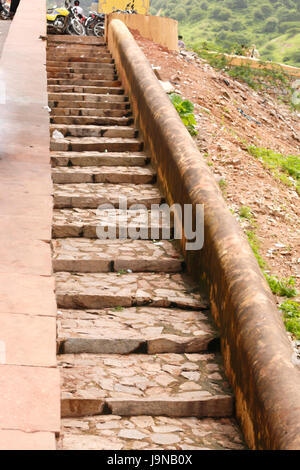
left=107, top=19, right=300, bottom=450
left=106, top=13, right=178, bottom=51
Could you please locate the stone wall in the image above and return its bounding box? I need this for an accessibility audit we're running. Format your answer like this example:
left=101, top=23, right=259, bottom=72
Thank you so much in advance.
left=106, top=13, right=178, bottom=51
left=107, top=19, right=300, bottom=450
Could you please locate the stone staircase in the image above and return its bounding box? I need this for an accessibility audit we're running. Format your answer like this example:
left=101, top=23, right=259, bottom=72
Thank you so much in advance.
left=47, top=35, right=245, bottom=451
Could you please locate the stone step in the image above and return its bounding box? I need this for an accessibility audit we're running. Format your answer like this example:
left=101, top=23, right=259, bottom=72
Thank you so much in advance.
left=57, top=306, right=217, bottom=354
left=52, top=238, right=182, bottom=273
left=52, top=165, right=155, bottom=184
left=47, top=57, right=113, bottom=64
left=50, top=108, right=131, bottom=118
left=59, top=353, right=233, bottom=418
left=50, top=116, right=133, bottom=126
left=47, top=72, right=117, bottom=81
left=47, top=79, right=121, bottom=87
left=47, top=43, right=107, bottom=50
left=58, top=415, right=245, bottom=450
left=49, top=101, right=130, bottom=111
left=51, top=151, right=147, bottom=167
left=48, top=93, right=127, bottom=103
left=47, top=51, right=112, bottom=59
left=52, top=207, right=172, bottom=239
left=48, top=85, right=124, bottom=95
left=50, top=125, right=137, bottom=139
left=55, top=272, right=208, bottom=310
left=47, top=64, right=115, bottom=73
left=53, top=183, right=162, bottom=209
left=50, top=137, right=143, bottom=153
left=47, top=35, right=106, bottom=45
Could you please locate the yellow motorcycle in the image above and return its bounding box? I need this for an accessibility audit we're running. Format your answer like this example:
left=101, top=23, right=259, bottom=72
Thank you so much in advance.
left=47, top=1, right=85, bottom=35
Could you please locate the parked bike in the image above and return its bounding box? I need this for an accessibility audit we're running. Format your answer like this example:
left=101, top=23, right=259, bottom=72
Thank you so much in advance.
left=83, top=11, right=105, bottom=37
left=113, top=1, right=138, bottom=15
left=47, top=0, right=85, bottom=36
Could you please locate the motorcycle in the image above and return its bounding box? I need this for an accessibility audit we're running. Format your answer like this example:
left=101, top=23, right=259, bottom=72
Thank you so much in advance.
left=83, top=11, right=105, bottom=37
left=0, top=1, right=10, bottom=19
left=113, top=2, right=137, bottom=15
left=47, top=1, right=85, bottom=35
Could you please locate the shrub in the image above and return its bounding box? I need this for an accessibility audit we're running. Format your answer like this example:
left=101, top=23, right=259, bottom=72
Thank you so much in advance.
left=169, top=94, right=198, bottom=136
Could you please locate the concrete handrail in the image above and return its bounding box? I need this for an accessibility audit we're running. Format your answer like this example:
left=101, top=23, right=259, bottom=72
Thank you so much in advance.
left=107, top=19, right=300, bottom=450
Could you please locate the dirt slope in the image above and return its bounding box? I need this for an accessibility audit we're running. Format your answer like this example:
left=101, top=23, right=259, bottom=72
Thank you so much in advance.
left=132, top=31, right=300, bottom=298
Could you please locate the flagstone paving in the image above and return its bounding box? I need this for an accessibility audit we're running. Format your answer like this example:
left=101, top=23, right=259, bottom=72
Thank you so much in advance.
left=48, top=35, right=246, bottom=450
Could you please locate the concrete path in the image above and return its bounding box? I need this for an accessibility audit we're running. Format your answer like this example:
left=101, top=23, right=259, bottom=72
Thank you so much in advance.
left=0, top=20, right=11, bottom=59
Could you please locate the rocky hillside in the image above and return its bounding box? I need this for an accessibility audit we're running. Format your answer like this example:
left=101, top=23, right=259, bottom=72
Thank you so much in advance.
left=132, top=30, right=300, bottom=351
left=150, top=0, right=300, bottom=67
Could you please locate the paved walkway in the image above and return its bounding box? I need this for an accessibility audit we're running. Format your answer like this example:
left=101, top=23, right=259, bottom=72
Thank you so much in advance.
left=0, top=20, right=11, bottom=59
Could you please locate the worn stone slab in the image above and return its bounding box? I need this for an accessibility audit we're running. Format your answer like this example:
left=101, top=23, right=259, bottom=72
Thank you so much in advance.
left=53, top=183, right=161, bottom=209
left=55, top=272, right=208, bottom=310
left=0, top=215, right=52, bottom=241
left=51, top=151, right=147, bottom=167
left=52, top=238, right=182, bottom=273
left=0, top=431, right=56, bottom=450
left=47, top=52, right=113, bottom=59
left=50, top=136, right=143, bottom=153
left=0, top=240, right=52, bottom=276
left=0, top=192, right=52, bottom=218
left=57, top=306, right=217, bottom=354
left=47, top=71, right=117, bottom=81
left=47, top=57, right=114, bottom=65
left=47, top=35, right=105, bottom=45
left=61, top=399, right=104, bottom=418
left=48, top=86, right=123, bottom=95
left=0, top=365, right=60, bottom=432
left=52, top=166, right=154, bottom=184
left=51, top=108, right=130, bottom=118
left=52, top=208, right=172, bottom=239
left=49, top=100, right=129, bottom=110
left=0, top=273, right=56, bottom=317
left=50, top=124, right=137, bottom=138
left=48, top=79, right=121, bottom=87
left=49, top=93, right=124, bottom=103
left=0, top=160, right=52, bottom=195
left=50, top=116, right=133, bottom=126
left=0, top=313, right=56, bottom=366
left=59, top=353, right=232, bottom=417
left=58, top=415, right=245, bottom=450
left=47, top=64, right=114, bottom=73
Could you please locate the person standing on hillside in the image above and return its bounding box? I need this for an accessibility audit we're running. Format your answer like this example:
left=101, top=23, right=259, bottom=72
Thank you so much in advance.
left=9, top=0, right=20, bottom=17
left=250, top=44, right=260, bottom=59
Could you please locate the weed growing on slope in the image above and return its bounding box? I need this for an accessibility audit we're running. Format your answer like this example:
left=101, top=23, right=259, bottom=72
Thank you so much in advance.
left=224, top=207, right=298, bottom=317
left=169, top=94, right=198, bottom=136
left=264, top=274, right=298, bottom=298
left=195, top=51, right=290, bottom=91
left=248, top=146, right=300, bottom=194
left=280, top=300, right=300, bottom=340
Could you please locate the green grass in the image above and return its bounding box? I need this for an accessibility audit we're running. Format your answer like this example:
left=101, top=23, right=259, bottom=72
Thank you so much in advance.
left=246, top=229, right=267, bottom=269
left=264, top=274, right=298, bottom=298
left=280, top=300, right=300, bottom=340
left=151, top=0, right=300, bottom=67
left=239, top=205, right=255, bottom=224
left=248, top=146, right=300, bottom=194
left=261, top=32, right=300, bottom=67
